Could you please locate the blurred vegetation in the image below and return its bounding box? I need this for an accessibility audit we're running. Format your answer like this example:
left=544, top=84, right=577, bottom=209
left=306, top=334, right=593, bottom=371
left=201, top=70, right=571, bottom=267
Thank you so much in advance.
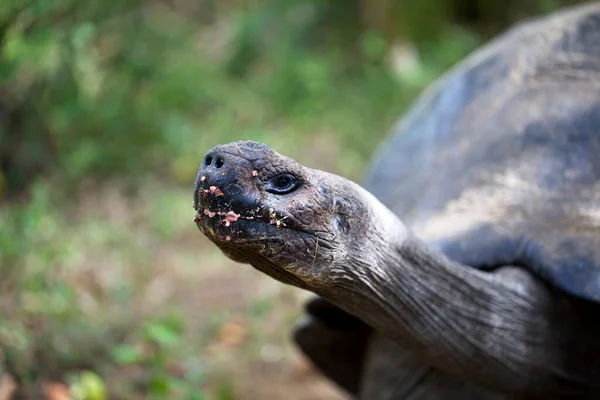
left=0, top=0, right=587, bottom=398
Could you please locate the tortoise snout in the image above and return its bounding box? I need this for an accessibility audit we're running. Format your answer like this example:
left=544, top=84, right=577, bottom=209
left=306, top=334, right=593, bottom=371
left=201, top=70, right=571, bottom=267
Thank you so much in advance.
left=200, top=150, right=237, bottom=188
left=194, top=149, right=255, bottom=211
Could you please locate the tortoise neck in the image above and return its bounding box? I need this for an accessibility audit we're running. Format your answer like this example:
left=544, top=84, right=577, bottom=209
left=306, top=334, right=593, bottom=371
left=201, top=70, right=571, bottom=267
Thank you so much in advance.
left=317, top=204, right=559, bottom=395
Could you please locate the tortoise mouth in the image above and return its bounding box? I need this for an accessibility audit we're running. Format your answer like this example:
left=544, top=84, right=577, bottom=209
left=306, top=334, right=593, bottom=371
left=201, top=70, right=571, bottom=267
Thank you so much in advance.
left=194, top=206, right=271, bottom=242
left=193, top=179, right=278, bottom=242
left=193, top=178, right=316, bottom=245
left=193, top=202, right=316, bottom=247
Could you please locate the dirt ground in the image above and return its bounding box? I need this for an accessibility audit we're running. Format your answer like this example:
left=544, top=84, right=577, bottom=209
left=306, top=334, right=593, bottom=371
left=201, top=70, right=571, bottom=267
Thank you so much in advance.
left=173, top=235, right=349, bottom=399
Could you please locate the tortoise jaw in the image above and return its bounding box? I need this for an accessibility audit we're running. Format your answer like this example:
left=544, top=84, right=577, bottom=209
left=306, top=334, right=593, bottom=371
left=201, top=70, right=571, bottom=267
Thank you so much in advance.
left=193, top=198, right=290, bottom=244
left=193, top=178, right=294, bottom=238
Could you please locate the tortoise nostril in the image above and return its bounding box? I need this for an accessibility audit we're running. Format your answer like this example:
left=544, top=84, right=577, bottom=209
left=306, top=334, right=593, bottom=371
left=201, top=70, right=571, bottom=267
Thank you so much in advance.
left=215, top=158, right=224, bottom=168
left=205, top=155, right=213, bottom=166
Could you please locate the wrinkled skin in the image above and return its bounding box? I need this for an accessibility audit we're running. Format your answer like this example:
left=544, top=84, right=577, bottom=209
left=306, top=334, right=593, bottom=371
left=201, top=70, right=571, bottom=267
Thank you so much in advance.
left=193, top=140, right=370, bottom=290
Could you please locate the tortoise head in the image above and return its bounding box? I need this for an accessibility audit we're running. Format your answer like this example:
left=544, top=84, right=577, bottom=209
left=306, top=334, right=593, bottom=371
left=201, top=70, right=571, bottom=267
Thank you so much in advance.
left=192, top=140, right=376, bottom=288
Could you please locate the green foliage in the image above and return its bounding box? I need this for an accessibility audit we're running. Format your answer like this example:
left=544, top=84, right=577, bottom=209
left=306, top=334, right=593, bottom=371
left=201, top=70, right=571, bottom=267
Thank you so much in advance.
left=69, top=371, right=108, bottom=400
left=2, top=0, right=581, bottom=195
left=1, top=0, right=586, bottom=194
left=1, top=0, right=197, bottom=191
left=108, top=316, right=207, bottom=399
left=0, top=0, right=472, bottom=196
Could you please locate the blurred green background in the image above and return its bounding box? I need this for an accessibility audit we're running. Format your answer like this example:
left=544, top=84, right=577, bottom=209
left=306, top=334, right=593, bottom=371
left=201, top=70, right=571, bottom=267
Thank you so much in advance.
left=0, top=0, right=587, bottom=399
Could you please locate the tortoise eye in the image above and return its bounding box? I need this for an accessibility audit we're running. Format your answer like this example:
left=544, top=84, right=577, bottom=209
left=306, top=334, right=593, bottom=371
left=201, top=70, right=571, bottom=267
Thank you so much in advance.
left=266, top=174, right=299, bottom=194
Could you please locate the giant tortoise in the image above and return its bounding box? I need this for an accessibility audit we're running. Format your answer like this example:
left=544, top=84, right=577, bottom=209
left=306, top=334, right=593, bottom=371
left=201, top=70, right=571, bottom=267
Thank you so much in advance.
left=193, top=3, right=600, bottom=399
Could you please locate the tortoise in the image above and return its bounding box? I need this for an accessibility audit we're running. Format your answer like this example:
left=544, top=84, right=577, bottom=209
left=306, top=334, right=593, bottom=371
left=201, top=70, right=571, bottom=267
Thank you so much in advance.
left=193, top=3, right=600, bottom=399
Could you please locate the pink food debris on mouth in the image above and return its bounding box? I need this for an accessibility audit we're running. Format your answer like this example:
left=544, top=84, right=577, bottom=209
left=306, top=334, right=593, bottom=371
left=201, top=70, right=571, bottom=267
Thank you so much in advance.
left=200, top=176, right=206, bottom=182
left=204, top=209, right=216, bottom=218
left=209, top=186, right=217, bottom=193
left=225, top=211, right=240, bottom=222
left=225, top=236, right=231, bottom=242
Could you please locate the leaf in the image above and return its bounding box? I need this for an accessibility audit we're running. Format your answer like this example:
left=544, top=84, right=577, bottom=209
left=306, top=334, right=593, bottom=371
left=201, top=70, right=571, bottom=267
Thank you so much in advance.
left=76, top=371, right=107, bottom=400
left=112, top=344, right=144, bottom=365
left=144, top=323, right=180, bottom=348
left=148, top=376, right=169, bottom=395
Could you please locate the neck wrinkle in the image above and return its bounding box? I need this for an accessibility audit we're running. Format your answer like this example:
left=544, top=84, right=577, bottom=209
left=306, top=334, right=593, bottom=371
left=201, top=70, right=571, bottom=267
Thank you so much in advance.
left=319, top=226, right=569, bottom=396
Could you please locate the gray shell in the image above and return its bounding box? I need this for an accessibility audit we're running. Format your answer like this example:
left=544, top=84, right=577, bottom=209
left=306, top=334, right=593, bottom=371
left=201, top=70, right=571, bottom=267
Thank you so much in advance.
left=364, top=2, right=600, bottom=303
